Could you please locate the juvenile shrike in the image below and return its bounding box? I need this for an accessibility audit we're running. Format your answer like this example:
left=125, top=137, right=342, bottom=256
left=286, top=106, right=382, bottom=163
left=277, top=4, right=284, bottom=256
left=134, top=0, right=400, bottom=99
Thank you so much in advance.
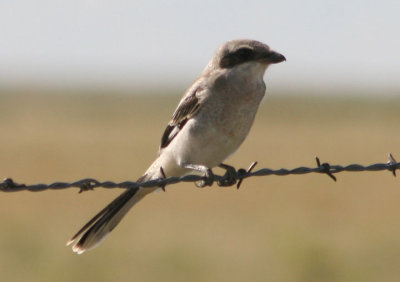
left=67, top=39, right=285, bottom=254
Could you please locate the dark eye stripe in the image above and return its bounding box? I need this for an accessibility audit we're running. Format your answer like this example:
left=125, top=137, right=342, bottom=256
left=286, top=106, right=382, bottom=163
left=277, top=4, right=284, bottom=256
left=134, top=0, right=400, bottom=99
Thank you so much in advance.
left=235, top=48, right=253, bottom=59
left=219, top=47, right=255, bottom=68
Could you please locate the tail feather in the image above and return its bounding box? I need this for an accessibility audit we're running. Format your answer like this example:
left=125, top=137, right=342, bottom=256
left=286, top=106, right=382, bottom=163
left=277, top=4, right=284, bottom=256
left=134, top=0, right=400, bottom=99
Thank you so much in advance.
left=67, top=177, right=156, bottom=254
left=67, top=189, right=133, bottom=245
left=67, top=157, right=175, bottom=254
left=67, top=187, right=139, bottom=253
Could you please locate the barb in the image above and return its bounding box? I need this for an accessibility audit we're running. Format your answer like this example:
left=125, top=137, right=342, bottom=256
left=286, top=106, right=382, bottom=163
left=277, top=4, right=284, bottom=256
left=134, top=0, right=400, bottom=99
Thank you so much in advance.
left=1, top=154, right=399, bottom=193
left=315, top=156, right=337, bottom=182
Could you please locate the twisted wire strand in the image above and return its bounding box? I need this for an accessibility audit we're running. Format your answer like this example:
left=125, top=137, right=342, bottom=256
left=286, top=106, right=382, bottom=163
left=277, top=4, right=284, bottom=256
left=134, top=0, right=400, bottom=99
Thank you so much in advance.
left=1, top=154, right=399, bottom=193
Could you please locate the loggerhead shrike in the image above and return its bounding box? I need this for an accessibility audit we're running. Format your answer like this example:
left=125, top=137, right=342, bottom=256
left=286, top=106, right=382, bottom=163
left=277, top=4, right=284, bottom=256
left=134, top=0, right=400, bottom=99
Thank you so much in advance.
left=67, top=39, right=285, bottom=254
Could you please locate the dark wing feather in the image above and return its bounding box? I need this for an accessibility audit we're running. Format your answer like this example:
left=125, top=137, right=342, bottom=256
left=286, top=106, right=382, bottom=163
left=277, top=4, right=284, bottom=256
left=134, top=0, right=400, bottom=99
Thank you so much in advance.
left=160, top=87, right=203, bottom=149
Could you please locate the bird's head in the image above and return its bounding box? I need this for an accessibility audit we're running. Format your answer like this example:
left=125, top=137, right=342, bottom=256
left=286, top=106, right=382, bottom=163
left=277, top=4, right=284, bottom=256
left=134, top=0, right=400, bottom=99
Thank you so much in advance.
left=216, top=39, right=286, bottom=69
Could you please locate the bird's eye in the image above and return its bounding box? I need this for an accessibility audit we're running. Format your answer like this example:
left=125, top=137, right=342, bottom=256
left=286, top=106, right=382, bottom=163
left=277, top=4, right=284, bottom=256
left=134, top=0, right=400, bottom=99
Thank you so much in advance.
left=235, top=48, right=253, bottom=60
left=219, top=47, right=255, bottom=68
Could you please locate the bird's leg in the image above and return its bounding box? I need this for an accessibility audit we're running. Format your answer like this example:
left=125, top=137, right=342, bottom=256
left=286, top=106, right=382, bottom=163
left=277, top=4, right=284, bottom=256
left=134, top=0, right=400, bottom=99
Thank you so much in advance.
left=218, top=163, right=237, bottom=186
left=183, top=164, right=215, bottom=187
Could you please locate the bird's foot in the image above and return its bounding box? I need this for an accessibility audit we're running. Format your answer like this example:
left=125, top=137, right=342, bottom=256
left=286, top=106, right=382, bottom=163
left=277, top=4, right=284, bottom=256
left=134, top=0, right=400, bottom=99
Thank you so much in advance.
left=183, top=164, right=215, bottom=187
left=217, top=163, right=237, bottom=187
left=196, top=168, right=214, bottom=188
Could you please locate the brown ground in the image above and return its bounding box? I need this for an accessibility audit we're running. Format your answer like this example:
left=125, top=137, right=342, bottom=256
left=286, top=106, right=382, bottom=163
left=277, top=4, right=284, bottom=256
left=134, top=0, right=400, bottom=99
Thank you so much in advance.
left=0, top=91, right=399, bottom=281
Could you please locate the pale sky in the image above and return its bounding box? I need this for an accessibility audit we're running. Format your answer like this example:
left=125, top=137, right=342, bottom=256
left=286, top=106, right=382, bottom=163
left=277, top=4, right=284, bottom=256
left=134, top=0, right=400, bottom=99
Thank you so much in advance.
left=0, top=0, right=399, bottom=95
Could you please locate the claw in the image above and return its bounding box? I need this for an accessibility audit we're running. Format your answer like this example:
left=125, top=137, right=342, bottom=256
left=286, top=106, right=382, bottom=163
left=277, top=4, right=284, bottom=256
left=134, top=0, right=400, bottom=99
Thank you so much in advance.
left=195, top=168, right=214, bottom=188
left=218, top=163, right=237, bottom=186
left=183, top=163, right=215, bottom=188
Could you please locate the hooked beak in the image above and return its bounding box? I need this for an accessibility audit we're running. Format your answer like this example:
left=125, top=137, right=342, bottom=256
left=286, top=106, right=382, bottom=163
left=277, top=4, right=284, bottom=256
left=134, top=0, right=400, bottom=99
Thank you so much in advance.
left=268, top=50, right=286, bottom=64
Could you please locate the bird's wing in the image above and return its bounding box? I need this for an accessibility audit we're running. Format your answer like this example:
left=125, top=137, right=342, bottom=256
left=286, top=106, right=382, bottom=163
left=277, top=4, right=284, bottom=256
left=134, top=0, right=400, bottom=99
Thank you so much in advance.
left=160, top=85, right=206, bottom=149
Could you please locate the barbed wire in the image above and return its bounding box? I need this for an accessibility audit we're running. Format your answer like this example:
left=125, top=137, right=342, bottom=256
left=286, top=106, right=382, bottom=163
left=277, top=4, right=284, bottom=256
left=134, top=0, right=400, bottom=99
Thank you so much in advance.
left=1, top=154, right=399, bottom=193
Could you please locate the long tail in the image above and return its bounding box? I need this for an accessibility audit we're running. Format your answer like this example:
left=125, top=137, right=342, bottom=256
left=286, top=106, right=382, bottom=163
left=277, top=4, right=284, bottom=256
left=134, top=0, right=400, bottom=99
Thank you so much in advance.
left=67, top=173, right=158, bottom=254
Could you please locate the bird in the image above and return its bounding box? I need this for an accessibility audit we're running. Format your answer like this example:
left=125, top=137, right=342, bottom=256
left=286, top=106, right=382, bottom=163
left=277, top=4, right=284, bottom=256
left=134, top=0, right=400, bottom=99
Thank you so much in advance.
left=67, top=39, right=285, bottom=254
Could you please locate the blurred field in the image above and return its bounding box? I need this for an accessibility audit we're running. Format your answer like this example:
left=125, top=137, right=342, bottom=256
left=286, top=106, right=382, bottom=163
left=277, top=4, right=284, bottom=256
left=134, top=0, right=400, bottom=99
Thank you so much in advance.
left=0, top=90, right=399, bottom=282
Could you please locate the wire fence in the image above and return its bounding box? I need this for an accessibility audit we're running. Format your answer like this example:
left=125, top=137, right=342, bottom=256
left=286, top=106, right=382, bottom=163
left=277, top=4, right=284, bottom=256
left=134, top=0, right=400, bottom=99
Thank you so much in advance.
left=1, top=154, right=399, bottom=193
